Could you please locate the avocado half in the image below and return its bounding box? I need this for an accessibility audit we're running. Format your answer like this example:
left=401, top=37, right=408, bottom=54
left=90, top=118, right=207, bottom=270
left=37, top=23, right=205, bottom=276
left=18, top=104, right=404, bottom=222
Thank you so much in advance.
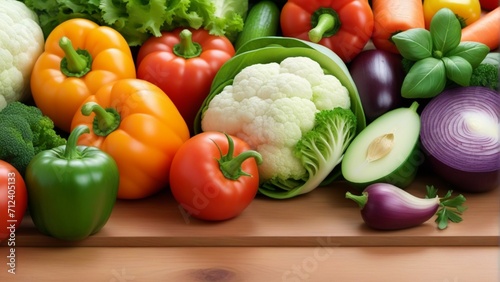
left=341, top=102, right=422, bottom=190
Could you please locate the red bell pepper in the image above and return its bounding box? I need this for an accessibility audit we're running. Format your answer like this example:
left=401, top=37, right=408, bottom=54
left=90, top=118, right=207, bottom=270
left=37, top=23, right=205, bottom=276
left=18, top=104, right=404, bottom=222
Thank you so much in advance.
left=136, top=28, right=235, bottom=135
left=280, top=0, right=374, bottom=62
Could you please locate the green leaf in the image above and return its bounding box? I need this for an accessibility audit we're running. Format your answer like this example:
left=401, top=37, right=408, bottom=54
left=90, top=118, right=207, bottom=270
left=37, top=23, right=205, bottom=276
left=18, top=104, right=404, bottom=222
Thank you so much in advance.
left=446, top=42, right=490, bottom=68
left=430, top=8, right=462, bottom=55
left=435, top=209, right=450, bottom=229
left=435, top=192, right=467, bottom=230
left=425, top=185, right=438, bottom=199
left=392, top=28, right=433, bottom=61
left=443, top=56, right=472, bottom=86
left=402, top=57, right=446, bottom=98
left=440, top=193, right=467, bottom=208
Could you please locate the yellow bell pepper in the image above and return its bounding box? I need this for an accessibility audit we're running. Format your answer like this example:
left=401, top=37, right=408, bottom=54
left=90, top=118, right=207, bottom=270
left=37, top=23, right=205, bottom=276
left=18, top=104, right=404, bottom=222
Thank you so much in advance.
left=423, top=0, right=482, bottom=29
left=30, top=18, right=136, bottom=133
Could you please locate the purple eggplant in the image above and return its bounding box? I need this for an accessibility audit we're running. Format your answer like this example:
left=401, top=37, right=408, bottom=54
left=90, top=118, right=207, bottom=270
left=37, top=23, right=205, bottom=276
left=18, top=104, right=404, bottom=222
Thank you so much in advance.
left=348, top=49, right=406, bottom=123
left=345, top=183, right=467, bottom=230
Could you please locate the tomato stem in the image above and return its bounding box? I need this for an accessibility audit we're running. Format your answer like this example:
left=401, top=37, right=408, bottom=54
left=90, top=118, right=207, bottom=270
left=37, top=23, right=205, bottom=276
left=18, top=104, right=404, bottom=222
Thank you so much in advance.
left=174, top=29, right=202, bottom=59
left=309, top=8, right=341, bottom=43
left=217, top=133, right=262, bottom=181
left=81, top=102, right=121, bottom=137
left=59, top=36, right=92, bottom=77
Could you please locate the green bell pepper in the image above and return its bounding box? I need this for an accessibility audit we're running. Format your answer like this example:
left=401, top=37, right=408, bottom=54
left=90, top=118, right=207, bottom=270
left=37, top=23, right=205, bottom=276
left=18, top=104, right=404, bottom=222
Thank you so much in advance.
left=25, top=125, right=119, bottom=241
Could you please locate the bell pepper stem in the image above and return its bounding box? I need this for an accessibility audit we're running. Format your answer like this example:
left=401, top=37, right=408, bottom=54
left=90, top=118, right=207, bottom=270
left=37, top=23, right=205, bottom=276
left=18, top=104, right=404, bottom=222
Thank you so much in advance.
left=63, top=125, right=90, bottom=160
left=59, top=37, right=92, bottom=77
left=216, top=133, right=262, bottom=181
left=81, top=102, right=121, bottom=137
left=309, top=8, right=341, bottom=43
left=173, top=29, right=203, bottom=59
left=345, top=191, right=368, bottom=209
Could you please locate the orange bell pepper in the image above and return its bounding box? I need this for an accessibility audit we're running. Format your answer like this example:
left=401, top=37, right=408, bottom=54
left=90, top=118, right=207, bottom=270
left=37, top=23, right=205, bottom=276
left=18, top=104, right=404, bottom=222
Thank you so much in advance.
left=30, top=18, right=136, bottom=133
left=71, top=79, right=190, bottom=200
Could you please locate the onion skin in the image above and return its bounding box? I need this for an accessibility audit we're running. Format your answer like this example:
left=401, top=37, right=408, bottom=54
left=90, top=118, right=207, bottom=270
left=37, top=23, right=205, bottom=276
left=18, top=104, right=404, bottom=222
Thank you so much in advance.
left=346, top=183, right=439, bottom=230
left=348, top=49, right=405, bottom=123
left=420, top=86, right=500, bottom=193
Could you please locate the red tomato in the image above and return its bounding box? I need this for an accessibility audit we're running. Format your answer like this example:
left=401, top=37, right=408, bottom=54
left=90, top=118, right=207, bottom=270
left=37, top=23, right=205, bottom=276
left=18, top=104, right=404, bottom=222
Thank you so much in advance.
left=479, top=0, right=499, bottom=11
left=169, top=132, right=262, bottom=221
left=0, top=160, right=28, bottom=242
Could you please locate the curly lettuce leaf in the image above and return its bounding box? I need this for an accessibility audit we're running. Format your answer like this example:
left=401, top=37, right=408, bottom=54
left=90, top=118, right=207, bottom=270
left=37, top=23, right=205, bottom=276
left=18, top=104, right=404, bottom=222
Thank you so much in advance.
left=21, top=0, right=102, bottom=38
left=203, top=0, right=247, bottom=41
left=21, top=0, right=248, bottom=46
left=100, top=0, right=171, bottom=46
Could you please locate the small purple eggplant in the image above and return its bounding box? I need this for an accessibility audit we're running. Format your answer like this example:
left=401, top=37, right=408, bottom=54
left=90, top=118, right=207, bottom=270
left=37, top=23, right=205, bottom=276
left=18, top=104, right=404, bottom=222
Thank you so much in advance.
left=345, top=183, right=467, bottom=230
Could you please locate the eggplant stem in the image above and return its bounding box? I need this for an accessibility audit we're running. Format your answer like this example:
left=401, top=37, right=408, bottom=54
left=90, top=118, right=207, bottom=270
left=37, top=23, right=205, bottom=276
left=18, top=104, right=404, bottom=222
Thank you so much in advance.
left=345, top=191, right=367, bottom=209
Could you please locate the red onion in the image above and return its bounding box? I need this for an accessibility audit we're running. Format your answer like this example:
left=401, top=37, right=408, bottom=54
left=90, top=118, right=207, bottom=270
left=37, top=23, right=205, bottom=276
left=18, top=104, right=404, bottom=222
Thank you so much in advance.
left=420, top=86, right=500, bottom=192
left=346, top=183, right=467, bottom=230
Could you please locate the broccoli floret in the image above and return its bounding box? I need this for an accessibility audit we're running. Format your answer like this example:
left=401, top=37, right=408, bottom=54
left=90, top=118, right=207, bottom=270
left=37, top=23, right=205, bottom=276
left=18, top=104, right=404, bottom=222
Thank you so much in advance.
left=0, top=115, right=35, bottom=174
left=0, top=102, right=66, bottom=174
left=1, top=102, right=66, bottom=155
left=469, top=63, right=499, bottom=91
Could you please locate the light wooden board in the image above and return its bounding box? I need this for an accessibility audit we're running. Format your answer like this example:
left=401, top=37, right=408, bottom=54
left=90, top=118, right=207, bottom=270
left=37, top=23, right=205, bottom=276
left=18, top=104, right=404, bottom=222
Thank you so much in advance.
left=0, top=246, right=498, bottom=281
left=3, top=169, right=499, bottom=247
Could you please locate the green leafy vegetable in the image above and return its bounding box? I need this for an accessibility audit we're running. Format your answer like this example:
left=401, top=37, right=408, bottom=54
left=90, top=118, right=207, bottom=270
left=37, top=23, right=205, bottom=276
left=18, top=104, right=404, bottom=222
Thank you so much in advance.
left=205, top=0, right=248, bottom=41
left=20, top=0, right=248, bottom=46
left=429, top=8, right=461, bottom=56
left=442, top=56, right=472, bottom=86
left=447, top=42, right=492, bottom=68
left=0, top=102, right=67, bottom=175
left=393, top=29, right=433, bottom=61
left=401, top=57, right=446, bottom=99
left=426, top=186, right=467, bottom=230
left=469, top=63, right=499, bottom=91
left=393, top=7, right=489, bottom=98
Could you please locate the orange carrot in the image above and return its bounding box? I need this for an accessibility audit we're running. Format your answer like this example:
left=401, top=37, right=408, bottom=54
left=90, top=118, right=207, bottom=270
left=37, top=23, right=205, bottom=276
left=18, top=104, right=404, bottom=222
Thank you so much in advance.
left=461, top=7, right=500, bottom=51
left=371, top=0, right=426, bottom=54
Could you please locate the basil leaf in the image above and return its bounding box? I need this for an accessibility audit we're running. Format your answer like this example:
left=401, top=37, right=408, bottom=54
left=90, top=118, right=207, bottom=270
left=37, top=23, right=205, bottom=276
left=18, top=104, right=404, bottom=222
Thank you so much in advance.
left=402, top=57, right=446, bottom=98
left=392, top=28, right=433, bottom=61
left=447, top=42, right=491, bottom=68
left=430, top=8, right=461, bottom=55
left=443, top=56, right=472, bottom=86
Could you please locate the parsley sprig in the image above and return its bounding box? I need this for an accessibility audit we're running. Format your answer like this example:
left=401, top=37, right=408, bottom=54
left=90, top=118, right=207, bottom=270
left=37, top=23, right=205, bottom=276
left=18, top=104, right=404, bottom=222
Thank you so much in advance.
left=426, top=185, right=467, bottom=230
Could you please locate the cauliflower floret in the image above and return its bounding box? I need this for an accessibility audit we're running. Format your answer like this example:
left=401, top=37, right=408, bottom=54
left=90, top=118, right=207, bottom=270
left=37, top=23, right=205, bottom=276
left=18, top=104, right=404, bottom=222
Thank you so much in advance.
left=232, top=62, right=280, bottom=101
left=201, top=56, right=351, bottom=183
left=279, top=56, right=325, bottom=87
left=312, top=75, right=351, bottom=110
left=256, top=73, right=313, bottom=100
left=0, top=0, right=44, bottom=110
left=239, top=97, right=316, bottom=148
left=256, top=144, right=306, bottom=181
left=201, top=87, right=243, bottom=134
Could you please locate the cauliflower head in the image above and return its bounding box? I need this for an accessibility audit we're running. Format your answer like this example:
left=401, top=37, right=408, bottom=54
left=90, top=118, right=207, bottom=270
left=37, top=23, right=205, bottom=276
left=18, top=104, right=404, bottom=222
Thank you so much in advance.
left=201, top=56, right=351, bottom=182
left=0, top=0, right=45, bottom=110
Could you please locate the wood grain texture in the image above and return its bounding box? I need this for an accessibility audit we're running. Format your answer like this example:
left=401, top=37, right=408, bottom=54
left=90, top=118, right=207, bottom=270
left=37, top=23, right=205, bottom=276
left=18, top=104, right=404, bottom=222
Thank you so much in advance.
left=0, top=247, right=498, bottom=281
left=2, top=169, right=499, bottom=247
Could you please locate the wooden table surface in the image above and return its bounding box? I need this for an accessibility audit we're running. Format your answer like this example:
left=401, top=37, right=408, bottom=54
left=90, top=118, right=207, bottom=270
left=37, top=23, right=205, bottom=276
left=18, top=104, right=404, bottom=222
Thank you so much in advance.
left=1, top=168, right=499, bottom=281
